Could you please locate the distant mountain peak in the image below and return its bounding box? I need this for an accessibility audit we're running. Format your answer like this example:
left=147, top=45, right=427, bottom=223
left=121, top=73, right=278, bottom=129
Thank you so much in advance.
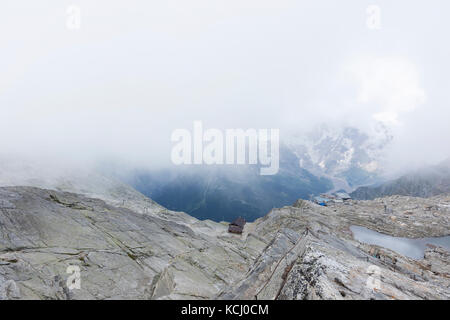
left=351, top=159, right=450, bottom=200
left=285, top=123, right=392, bottom=190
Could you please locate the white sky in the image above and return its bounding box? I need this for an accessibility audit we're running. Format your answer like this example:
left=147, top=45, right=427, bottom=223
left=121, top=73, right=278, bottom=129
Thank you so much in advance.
left=1, top=1, right=449, bottom=173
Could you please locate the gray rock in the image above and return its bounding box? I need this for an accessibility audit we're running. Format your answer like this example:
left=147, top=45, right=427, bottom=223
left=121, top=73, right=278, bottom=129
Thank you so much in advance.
left=0, top=182, right=449, bottom=300
left=0, top=186, right=260, bottom=299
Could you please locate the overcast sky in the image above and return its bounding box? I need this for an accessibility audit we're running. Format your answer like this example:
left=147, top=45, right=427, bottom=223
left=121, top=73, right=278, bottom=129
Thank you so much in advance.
left=1, top=1, right=449, bottom=173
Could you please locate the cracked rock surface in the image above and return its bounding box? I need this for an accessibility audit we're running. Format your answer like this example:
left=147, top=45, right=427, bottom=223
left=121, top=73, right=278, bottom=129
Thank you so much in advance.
left=0, top=186, right=265, bottom=299
left=1, top=184, right=449, bottom=300
left=219, top=197, right=450, bottom=300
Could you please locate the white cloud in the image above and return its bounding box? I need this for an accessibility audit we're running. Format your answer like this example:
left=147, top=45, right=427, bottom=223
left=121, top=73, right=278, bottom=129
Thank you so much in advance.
left=347, top=56, right=426, bottom=126
left=0, top=1, right=449, bottom=174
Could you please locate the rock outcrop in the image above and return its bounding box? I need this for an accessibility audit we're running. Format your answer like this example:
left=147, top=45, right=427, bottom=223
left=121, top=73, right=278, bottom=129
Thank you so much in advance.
left=219, top=195, right=450, bottom=300
left=0, top=186, right=266, bottom=299
left=0, top=182, right=449, bottom=300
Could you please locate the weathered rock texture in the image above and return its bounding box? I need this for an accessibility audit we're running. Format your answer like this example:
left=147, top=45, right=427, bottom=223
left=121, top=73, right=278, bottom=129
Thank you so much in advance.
left=0, top=183, right=449, bottom=300
left=219, top=196, right=450, bottom=300
left=0, top=186, right=266, bottom=299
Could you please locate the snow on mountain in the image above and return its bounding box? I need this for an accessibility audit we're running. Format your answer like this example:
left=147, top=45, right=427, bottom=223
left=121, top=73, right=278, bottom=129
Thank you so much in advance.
left=285, top=122, right=393, bottom=191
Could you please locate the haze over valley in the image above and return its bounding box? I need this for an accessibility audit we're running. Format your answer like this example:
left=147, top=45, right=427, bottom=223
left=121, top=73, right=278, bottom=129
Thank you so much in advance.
left=1, top=1, right=449, bottom=301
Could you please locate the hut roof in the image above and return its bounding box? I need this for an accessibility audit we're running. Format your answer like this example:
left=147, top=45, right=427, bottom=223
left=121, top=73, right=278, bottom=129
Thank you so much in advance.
left=228, top=225, right=243, bottom=234
left=334, top=192, right=351, bottom=200
left=314, top=196, right=331, bottom=203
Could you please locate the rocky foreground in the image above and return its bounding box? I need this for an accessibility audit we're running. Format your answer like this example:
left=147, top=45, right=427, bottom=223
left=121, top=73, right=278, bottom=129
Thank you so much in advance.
left=0, top=184, right=449, bottom=300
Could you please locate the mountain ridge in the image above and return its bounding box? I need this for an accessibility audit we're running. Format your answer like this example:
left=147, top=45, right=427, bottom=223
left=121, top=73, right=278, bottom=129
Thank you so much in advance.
left=351, top=159, right=450, bottom=200
left=1, top=181, right=449, bottom=300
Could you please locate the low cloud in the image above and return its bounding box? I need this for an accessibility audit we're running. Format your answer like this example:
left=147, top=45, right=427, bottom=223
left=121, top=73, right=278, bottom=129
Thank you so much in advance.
left=0, top=1, right=449, bottom=175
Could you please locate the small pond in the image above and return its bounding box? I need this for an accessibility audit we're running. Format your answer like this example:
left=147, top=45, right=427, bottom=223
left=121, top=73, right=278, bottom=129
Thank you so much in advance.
left=350, top=225, right=450, bottom=260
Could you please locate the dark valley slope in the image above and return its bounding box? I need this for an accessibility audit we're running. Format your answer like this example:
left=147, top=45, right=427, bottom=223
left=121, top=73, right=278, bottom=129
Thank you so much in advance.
left=351, top=159, right=450, bottom=200
left=125, top=146, right=333, bottom=222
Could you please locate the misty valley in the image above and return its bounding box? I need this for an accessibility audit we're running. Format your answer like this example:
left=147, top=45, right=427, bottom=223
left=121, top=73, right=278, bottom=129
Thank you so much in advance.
left=1, top=0, right=449, bottom=306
